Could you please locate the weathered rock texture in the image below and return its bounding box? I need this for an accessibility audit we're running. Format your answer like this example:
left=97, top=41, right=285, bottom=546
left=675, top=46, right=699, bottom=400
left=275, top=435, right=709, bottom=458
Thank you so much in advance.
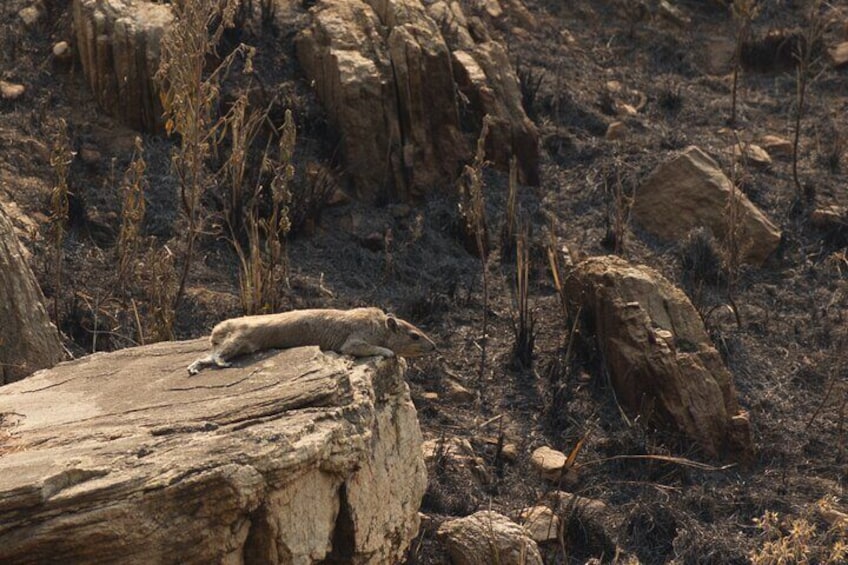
left=437, top=510, right=543, bottom=565
left=566, top=255, right=754, bottom=461
left=296, top=0, right=539, bottom=199
left=73, top=0, right=172, bottom=132
left=0, top=204, right=64, bottom=384
left=0, top=341, right=426, bottom=563
left=633, top=146, right=781, bottom=266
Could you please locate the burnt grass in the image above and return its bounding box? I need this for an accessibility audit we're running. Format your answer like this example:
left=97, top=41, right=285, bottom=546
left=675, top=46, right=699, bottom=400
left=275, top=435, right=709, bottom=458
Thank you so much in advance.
left=2, top=0, right=847, bottom=563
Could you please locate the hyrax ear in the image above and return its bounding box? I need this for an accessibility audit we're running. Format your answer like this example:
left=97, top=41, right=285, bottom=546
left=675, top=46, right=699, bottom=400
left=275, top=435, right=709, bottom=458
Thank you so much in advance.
left=386, top=315, right=399, bottom=332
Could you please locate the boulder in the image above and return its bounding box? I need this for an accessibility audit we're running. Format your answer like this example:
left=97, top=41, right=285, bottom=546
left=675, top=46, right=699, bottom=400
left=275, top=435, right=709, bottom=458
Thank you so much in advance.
left=0, top=342, right=426, bottom=563
left=566, top=255, right=754, bottom=461
left=0, top=204, right=64, bottom=384
left=437, top=510, right=543, bottom=565
left=632, top=146, right=781, bottom=266
left=518, top=505, right=560, bottom=543
left=296, top=0, right=467, bottom=200
left=73, top=0, right=173, bottom=132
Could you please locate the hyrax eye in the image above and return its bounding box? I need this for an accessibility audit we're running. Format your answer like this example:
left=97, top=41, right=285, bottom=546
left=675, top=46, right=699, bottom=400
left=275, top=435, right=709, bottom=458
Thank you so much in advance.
left=410, top=333, right=420, bottom=341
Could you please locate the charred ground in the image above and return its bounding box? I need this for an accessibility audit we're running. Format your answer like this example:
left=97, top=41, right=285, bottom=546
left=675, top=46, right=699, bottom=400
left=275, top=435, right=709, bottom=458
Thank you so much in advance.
left=1, top=0, right=846, bottom=563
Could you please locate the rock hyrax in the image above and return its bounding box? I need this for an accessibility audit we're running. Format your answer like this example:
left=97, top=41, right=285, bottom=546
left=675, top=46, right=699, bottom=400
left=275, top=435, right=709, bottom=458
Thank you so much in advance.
left=188, top=307, right=436, bottom=375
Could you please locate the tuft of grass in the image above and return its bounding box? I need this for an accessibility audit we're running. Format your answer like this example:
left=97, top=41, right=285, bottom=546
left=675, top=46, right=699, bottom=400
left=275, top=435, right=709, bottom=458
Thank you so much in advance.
left=680, top=227, right=725, bottom=287
left=232, top=109, right=296, bottom=315
left=116, top=137, right=147, bottom=290
left=750, top=499, right=848, bottom=565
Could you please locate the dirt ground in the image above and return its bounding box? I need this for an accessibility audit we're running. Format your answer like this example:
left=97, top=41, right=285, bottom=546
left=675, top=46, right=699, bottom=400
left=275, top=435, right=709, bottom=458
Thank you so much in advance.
left=1, top=0, right=846, bottom=563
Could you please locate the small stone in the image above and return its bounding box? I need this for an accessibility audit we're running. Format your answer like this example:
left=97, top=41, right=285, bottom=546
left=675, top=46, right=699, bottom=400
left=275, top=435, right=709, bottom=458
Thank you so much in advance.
left=500, top=442, right=518, bottom=463
left=810, top=205, right=847, bottom=229
left=18, top=6, right=41, bottom=27
left=52, top=41, right=71, bottom=60
left=518, top=505, right=561, bottom=543
left=759, top=134, right=793, bottom=157
left=0, top=81, right=25, bottom=100
left=444, top=377, right=475, bottom=403
left=481, top=0, right=503, bottom=19
left=79, top=144, right=102, bottom=165
left=422, top=392, right=440, bottom=402
left=617, top=102, right=638, bottom=116
left=530, top=446, right=566, bottom=481
left=829, top=42, right=848, bottom=68
left=605, top=121, right=627, bottom=141
left=729, top=143, right=772, bottom=168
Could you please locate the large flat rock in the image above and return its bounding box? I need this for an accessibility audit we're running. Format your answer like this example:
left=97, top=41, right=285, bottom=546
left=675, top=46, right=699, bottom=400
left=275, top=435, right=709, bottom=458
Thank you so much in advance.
left=0, top=340, right=426, bottom=563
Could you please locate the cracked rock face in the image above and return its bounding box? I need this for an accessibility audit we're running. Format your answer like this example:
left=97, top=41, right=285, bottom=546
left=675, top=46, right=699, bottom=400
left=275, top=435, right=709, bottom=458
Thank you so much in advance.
left=0, top=204, right=64, bottom=384
left=0, top=341, right=426, bottom=563
left=296, top=0, right=539, bottom=200
left=566, top=255, right=754, bottom=461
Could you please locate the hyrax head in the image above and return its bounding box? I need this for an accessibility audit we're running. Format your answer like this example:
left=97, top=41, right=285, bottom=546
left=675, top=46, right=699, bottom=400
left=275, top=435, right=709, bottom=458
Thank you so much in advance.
left=385, top=315, right=437, bottom=357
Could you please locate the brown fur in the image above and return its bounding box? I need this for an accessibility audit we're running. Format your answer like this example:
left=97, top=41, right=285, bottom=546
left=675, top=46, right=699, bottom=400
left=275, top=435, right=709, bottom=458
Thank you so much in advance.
left=188, top=308, right=436, bottom=375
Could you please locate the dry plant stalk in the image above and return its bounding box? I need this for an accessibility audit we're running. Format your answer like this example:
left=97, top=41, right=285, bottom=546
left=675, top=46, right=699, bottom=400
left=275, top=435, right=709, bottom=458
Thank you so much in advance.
left=48, top=118, right=73, bottom=326
left=117, top=137, right=147, bottom=289
left=724, top=137, right=752, bottom=330
left=500, top=155, right=519, bottom=259
left=233, top=109, right=296, bottom=314
left=459, top=115, right=493, bottom=381
left=605, top=157, right=630, bottom=255
left=791, top=0, right=826, bottom=204
left=730, top=0, right=760, bottom=125
left=511, top=221, right=535, bottom=369
left=155, top=0, right=241, bottom=320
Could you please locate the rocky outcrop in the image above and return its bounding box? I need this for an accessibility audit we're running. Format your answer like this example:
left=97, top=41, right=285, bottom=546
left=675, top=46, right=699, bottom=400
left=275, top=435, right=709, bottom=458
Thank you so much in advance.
left=73, top=0, right=173, bottom=132
left=437, top=510, right=543, bottom=565
left=0, top=341, right=426, bottom=563
left=296, top=0, right=467, bottom=200
left=632, top=146, right=781, bottom=266
left=427, top=0, right=540, bottom=185
left=296, top=0, right=540, bottom=200
left=566, top=255, right=754, bottom=461
left=0, top=204, right=64, bottom=384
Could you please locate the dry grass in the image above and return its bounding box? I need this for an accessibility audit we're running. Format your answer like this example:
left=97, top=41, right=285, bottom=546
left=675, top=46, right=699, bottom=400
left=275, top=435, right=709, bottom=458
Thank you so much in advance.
left=116, top=137, right=147, bottom=290
left=459, top=115, right=493, bottom=382
left=155, top=0, right=242, bottom=320
left=47, top=118, right=73, bottom=326
left=750, top=498, right=848, bottom=564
